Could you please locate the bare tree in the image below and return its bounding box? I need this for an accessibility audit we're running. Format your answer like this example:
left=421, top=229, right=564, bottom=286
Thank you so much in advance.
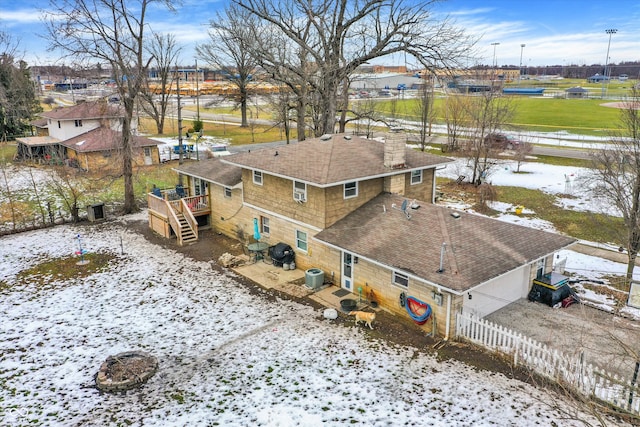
left=140, top=33, right=181, bottom=135
left=442, top=93, right=469, bottom=153
left=589, top=88, right=640, bottom=284
left=236, top=0, right=472, bottom=136
left=45, top=0, right=174, bottom=214
left=415, top=75, right=436, bottom=151
left=463, top=90, right=515, bottom=185
left=266, top=87, right=296, bottom=144
left=250, top=32, right=315, bottom=141
left=513, top=140, right=533, bottom=172
left=196, top=4, right=258, bottom=128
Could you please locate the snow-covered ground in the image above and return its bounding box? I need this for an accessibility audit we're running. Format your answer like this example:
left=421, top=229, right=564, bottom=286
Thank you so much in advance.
left=437, top=158, right=640, bottom=320
left=0, top=217, right=623, bottom=426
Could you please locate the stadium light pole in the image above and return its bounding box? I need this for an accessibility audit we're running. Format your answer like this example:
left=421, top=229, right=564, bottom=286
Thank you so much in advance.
left=491, top=42, right=500, bottom=70
left=602, top=29, right=617, bottom=99
left=518, top=44, right=525, bottom=85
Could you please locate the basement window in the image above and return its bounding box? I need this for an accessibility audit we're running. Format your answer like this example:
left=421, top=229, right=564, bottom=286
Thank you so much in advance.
left=392, top=271, right=409, bottom=288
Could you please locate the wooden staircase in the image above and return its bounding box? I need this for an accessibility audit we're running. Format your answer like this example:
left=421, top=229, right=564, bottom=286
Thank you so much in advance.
left=176, top=212, right=197, bottom=244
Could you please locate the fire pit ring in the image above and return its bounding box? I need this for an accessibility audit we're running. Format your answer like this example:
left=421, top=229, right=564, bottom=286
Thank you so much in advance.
left=95, top=350, right=158, bottom=392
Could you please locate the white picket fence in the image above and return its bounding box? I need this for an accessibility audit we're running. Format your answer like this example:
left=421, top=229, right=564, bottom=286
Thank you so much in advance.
left=456, top=312, right=640, bottom=415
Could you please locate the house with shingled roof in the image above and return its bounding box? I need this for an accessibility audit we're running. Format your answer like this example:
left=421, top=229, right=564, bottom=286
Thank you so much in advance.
left=147, top=131, right=576, bottom=338
left=15, top=100, right=160, bottom=169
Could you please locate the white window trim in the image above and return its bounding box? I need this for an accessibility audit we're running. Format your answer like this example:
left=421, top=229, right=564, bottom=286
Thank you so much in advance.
left=253, top=170, right=263, bottom=185
left=392, top=271, right=409, bottom=288
left=344, top=181, right=358, bottom=199
left=293, top=181, right=307, bottom=202
left=261, top=216, right=270, bottom=235
left=295, top=229, right=308, bottom=253
left=224, top=187, right=232, bottom=198
left=411, top=170, right=423, bottom=185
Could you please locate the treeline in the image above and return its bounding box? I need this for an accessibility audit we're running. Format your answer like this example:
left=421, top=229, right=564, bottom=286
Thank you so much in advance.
left=492, top=61, right=640, bottom=79
left=0, top=54, right=42, bottom=141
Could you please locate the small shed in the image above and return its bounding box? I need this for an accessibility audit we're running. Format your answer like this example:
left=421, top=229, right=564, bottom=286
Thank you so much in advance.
left=565, top=86, right=589, bottom=99
left=15, top=136, right=64, bottom=164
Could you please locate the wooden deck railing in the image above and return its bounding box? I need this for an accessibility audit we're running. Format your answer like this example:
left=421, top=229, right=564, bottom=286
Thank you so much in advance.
left=179, top=198, right=198, bottom=243
left=148, top=190, right=200, bottom=245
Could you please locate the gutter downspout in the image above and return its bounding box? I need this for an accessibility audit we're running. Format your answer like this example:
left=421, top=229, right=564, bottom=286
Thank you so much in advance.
left=444, top=292, right=452, bottom=341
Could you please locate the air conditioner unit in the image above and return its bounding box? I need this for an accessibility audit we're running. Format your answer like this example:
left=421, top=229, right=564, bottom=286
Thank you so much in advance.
left=293, top=191, right=306, bottom=202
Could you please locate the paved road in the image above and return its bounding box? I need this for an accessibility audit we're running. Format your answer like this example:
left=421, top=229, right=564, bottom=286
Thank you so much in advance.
left=177, top=108, right=595, bottom=160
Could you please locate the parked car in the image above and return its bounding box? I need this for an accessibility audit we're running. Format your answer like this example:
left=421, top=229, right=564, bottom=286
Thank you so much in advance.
left=484, top=133, right=520, bottom=150
left=209, top=144, right=231, bottom=157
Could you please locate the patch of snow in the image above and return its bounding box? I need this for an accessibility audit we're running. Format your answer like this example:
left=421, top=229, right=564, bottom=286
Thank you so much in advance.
left=0, top=219, right=617, bottom=426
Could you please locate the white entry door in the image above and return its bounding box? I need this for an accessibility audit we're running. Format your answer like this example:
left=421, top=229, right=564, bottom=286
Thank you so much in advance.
left=341, top=251, right=353, bottom=290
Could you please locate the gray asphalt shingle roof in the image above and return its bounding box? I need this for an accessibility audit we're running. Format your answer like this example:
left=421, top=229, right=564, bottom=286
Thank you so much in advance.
left=41, top=101, right=123, bottom=121
left=221, top=133, right=452, bottom=186
left=314, top=193, right=577, bottom=293
left=60, top=128, right=159, bottom=153
left=174, top=158, right=242, bottom=188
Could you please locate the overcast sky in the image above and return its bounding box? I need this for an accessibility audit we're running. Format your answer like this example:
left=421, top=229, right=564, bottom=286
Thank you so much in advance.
left=1, top=0, right=638, bottom=68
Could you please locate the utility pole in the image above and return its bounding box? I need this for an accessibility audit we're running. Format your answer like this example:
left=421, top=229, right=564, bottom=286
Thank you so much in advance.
left=176, top=65, right=184, bottom=178
left=195, top=59, right=200, bottom=122
left=602, top=29, right=617, bottom=99
left=519, top=44, right=526, bottom=85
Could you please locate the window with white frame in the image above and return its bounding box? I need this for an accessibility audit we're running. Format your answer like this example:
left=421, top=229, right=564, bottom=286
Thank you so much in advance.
left=253, top=170, right=263, bottom=185
left=411, top=170, right=423, bottom=185
left=295, top=229, right=308, bottom=252
left=224, top=187, right=232, bottom=198
left=344, top=181, right=358, bottom=198
left=261, top=216, right=270, bottom=235
left=293, top=181, right=307, bottom=202
left=392, top=271, right=409, bottom=288
left=74, top=119, right=83, bottom=127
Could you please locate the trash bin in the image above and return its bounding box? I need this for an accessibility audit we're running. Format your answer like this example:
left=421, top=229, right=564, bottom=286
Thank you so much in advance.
left=515, top=205, right=523, bottom=215
left=305, top=268, right=324, bottom=290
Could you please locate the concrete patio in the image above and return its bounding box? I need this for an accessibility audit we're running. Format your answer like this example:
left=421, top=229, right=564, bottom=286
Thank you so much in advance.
left=232, top=258, right=376, bottom=313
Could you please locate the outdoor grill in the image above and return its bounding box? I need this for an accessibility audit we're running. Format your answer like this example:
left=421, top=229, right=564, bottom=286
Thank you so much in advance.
left=269, top=243, right=295, bottom=267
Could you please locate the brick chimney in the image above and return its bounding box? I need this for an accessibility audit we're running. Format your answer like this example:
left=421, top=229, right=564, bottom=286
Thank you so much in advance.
left=383, top=128, right=407, bottom=195
left=384, top=128, right=407, bottom=169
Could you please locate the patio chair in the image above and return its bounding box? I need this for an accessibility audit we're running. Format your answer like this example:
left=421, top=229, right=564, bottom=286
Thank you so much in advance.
left=175, top=184, right=186, bottom=198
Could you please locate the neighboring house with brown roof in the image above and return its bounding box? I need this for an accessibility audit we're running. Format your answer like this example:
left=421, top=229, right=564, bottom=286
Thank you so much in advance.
left=147, top=131, right=576, bottom=338
left=41, top=100, right=128, bottom=141
left=62, top=127, right=160, bottom=171
left=15, top=100, right=158, bottom=168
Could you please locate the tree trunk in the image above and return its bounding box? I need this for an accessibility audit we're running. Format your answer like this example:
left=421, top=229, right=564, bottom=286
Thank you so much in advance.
left=296, top=99, right=306, bottom=142
left=121, top=98, right=136, bottom=214
left=240, top=85, right=248, bottom=127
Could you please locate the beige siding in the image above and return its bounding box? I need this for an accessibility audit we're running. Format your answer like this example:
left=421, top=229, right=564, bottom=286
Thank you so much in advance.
left=68, top=147, right=159, bottom=172
left=209, top=183, right=249, bottom=241
left=307, top=247, right=460, bottom=338
left=243, top=170, right=326, bottom=228
left=404, top=168, right=435, bottom=202
left=324, top=178, right=383, bottom=227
